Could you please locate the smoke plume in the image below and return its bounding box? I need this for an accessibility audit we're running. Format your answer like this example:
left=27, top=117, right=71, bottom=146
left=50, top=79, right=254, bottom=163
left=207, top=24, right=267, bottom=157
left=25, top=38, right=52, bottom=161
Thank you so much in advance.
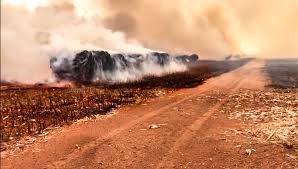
left=1, top=0, right=154, bottom=83
left=102, top=0, right=298, bottom=57
left=1, top=0, right=298, bottom=83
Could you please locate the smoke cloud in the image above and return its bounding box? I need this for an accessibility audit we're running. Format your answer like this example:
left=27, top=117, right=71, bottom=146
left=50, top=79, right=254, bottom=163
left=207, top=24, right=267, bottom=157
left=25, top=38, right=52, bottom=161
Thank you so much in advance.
left=102, top=0, right=298, bottom=57
left=1, top=0, right=153, bottom=83
left=1, top=0, right=298, bottom=83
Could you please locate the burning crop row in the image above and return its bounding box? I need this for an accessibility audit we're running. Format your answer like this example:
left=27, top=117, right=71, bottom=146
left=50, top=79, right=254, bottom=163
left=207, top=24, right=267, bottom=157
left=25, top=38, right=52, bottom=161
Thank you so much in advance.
left=50, top=50, right=199, bottom=84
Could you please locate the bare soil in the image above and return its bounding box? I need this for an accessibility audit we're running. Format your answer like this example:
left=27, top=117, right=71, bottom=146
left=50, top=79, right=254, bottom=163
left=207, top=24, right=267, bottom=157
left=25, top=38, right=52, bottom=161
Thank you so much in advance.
left=1, top=59, right=297, bottom=169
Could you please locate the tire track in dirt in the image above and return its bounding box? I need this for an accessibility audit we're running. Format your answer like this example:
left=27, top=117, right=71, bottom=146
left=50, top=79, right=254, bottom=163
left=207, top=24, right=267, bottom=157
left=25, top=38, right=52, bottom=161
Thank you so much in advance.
left=155, top=75, right=247, bottom=169
left=49, top=81, right=218, bottom=168
left=95, top=80, right=242, bottom=169
left=155, top=60, right=266, bottom=168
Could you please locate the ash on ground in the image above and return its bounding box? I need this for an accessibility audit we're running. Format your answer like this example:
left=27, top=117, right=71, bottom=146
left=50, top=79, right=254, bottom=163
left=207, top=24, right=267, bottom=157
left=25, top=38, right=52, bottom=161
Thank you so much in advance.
left=224, top=89, right=297, bottom=150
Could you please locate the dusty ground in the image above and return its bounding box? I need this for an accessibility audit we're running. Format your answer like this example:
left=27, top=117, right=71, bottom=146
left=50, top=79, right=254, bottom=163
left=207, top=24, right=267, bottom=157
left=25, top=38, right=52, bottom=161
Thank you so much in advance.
left=1, top=59, right=297, bottom=169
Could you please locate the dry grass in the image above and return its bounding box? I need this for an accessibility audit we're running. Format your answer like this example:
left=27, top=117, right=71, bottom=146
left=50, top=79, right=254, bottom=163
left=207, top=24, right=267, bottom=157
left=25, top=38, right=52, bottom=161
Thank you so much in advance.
left=225, top=89, right=298, bottom=152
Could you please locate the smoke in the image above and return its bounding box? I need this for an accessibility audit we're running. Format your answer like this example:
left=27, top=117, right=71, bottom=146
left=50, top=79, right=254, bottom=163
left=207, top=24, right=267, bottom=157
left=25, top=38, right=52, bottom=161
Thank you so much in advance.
left=102, top=0, right=298, bottom=57
left=1, top=0, right=298, bottom=83
left=50, top=50, right=197, bottom=84
left=1, top=0, right=154, bottom=83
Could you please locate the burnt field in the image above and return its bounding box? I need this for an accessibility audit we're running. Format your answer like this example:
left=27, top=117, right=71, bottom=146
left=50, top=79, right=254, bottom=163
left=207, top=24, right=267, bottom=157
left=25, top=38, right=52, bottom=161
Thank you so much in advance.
left=0, top=59, right=250, bottom=142
left=265, top=59, right=298, bottom=89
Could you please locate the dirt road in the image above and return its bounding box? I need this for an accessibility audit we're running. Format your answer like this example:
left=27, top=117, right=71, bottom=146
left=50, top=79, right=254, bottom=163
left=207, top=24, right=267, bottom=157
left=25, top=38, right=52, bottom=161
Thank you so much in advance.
left=1, top=60, right=297, bottom=169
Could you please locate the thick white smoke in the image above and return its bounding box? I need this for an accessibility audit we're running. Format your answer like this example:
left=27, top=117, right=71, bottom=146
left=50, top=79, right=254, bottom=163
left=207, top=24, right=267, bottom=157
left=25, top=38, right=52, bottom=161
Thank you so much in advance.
left=91, top=54, right=187, bottom=83
left=50, top=50, right=188, bottom=84
left=1, top=0, right=161, bottom=83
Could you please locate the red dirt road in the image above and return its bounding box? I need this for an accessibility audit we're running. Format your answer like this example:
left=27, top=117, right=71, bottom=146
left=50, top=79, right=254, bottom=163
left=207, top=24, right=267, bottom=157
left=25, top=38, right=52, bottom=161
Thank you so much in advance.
left=1, top=60, right=297, bottom=169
